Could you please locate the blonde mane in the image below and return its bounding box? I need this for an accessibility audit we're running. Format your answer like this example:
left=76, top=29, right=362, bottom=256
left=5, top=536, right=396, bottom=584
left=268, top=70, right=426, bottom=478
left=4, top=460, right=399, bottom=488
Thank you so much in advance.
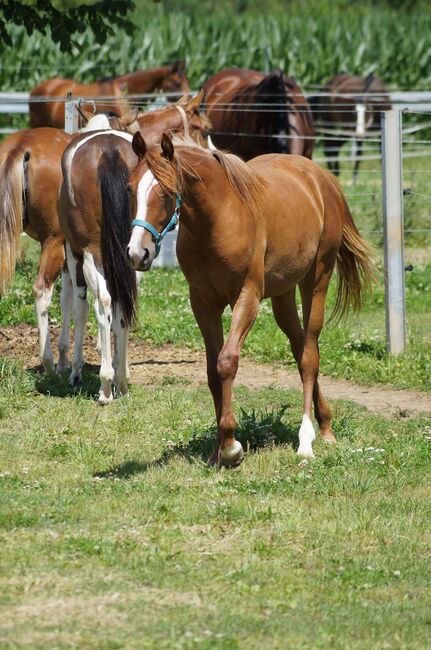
left=145, top=139, right=267, bottom=216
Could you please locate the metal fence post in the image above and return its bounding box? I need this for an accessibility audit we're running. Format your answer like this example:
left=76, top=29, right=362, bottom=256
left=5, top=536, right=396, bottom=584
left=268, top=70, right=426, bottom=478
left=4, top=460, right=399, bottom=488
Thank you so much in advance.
left=381, top=109, right=406, bottom=354
left=64, top=92, right=79, bottom=133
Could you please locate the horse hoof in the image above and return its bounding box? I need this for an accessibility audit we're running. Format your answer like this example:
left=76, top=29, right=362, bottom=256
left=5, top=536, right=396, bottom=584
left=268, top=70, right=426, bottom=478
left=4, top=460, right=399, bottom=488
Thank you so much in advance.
left=69, top=373, right=82, bottom=387
left=297, top=446, right=315, bottom=459
left=98, top=392, right=114, bottom=406
left=321, top=432, right=337, bottom=444
left=42, top=359, right=55, bottom=373
left=220, top=440, right=244, bottom=469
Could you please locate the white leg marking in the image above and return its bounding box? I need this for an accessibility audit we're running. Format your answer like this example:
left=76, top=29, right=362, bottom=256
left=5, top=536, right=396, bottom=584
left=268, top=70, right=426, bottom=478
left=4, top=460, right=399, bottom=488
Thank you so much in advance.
left=33, top=284, right=54, bottom=372
left=112, top=309, right=129, bottom=396
left=57, top=268, right=73, bottom=372
left=297, top=414, right=316, bottom=459
left=82, top=251, right=114, bottom=404
left=220, top=440, right=243, bottom=461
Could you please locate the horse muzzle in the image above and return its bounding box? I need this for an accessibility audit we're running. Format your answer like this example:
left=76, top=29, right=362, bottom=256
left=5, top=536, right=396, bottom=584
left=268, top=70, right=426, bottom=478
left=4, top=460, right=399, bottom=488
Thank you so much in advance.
left=126, top=246, right=153, bottom=272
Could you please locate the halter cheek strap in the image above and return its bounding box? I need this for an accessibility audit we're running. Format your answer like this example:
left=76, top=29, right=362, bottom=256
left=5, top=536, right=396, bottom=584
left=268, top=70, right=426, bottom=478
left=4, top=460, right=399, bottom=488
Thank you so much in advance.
left=131, top=194, right=182, bottom=257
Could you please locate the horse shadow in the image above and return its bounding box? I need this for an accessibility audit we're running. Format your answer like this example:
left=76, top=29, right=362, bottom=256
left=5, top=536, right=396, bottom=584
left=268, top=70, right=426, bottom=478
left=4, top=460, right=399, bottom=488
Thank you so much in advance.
left=33, top=364, right=101, bottom=399
left=94, top=405, right=299, bottom=479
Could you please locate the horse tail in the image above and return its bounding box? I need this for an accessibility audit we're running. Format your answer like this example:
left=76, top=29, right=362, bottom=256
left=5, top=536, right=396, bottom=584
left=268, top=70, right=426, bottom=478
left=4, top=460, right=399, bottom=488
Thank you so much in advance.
left=331, top=194, right=375, bottom=322
left=98, top=148, right=137, bottom=327
left=0, top=146, right=27, bottom=296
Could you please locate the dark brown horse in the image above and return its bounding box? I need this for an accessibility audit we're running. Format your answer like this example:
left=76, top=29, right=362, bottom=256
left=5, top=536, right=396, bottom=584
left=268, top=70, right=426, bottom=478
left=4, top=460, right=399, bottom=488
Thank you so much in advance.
left=29, top=62, right=190, bottom=129
left=203, top=67, right=315, bottom=160
left=0, top=112, right=138, bottom=372
left=308, top=74, right=392, bottom=176
left=58, top=93, right=210, bottom=403
left=127, top=133, right=373, bottom=465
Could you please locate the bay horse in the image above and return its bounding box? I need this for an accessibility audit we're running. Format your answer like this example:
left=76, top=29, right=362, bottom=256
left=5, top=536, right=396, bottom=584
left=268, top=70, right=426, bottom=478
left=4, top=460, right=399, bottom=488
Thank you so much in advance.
left=308, top=74, right=391, bottom=177
left=29, top=62, right=189, bottom=129
left=58, top=92, right=210, bottom=403
left=0, top=111, right=139, bottom=372
left=126, top=133, right=373, bottom=465
left=203, top=67, right=315, bottom=160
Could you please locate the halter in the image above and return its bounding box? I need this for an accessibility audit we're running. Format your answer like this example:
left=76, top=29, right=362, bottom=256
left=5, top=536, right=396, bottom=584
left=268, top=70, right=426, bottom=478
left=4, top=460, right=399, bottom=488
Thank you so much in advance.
left=131, top=193, right=182, bottom=257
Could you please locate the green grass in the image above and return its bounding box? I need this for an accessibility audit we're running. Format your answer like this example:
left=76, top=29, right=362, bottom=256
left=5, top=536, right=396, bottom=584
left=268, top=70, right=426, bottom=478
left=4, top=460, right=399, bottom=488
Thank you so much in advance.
left=0, top=368, right=430, bottom=648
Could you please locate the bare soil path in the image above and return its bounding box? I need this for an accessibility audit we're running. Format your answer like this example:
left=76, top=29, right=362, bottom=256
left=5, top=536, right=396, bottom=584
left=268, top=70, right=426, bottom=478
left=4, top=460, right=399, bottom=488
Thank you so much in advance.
left=1, top=324, right=430, bottom=419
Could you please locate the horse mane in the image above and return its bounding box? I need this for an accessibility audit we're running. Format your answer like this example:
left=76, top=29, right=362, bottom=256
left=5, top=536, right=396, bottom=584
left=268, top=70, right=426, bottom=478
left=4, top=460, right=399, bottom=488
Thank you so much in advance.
left=145, top=138, right=267, bottom=216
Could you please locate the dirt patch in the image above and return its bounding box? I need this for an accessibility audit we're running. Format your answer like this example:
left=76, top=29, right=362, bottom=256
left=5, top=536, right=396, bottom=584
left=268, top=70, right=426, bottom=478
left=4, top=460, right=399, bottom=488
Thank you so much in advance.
left=1, top=324, right=430, bottom=418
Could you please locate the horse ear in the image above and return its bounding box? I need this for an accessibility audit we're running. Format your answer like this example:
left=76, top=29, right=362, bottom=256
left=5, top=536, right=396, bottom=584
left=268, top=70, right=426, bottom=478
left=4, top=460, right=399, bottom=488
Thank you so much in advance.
left=161, top=133, right=174, bottom=161
left=185, top=88, right=205, bottom=113
left=132, top=131, right=147, bottom=159
left=176, top=94, right=190, bottom=106
left=79, top=108, right=96, bottom=124
left=118, top=107, right=139, bottom=129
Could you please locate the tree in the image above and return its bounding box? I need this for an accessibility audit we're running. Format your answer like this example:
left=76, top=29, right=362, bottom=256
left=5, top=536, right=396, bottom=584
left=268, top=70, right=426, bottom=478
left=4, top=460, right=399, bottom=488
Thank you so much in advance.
left=0, top=0, right=137, bottom=51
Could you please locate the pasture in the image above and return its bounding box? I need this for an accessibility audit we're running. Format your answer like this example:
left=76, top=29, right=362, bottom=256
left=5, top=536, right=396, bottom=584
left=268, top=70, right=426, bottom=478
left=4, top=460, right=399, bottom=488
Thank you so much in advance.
left=1, top=152, right=431, bottom=647
left=1, top=2, right=431, bottom=645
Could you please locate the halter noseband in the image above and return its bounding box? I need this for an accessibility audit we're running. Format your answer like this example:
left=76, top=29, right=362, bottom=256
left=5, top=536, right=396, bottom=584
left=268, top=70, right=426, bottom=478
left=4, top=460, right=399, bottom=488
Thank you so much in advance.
left=131, top=193, right=182, bottom=257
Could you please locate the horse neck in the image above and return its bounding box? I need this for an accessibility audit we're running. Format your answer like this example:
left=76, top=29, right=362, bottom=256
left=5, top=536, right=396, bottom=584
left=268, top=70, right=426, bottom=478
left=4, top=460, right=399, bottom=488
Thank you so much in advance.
left=116, top=67, right=168, bottom=94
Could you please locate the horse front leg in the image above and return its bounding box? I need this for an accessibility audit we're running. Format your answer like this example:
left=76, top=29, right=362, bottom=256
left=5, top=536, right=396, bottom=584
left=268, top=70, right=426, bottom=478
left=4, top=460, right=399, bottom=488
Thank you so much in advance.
left=189, top=288, right=225, bottom=464
left=33, top=234, right=65, bottom=372
left=216, top=284, right=261, bottom=467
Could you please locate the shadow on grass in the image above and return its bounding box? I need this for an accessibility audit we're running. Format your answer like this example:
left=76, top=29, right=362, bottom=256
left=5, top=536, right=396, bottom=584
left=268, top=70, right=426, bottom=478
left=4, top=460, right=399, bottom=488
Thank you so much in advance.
left=94, top=405, right=299, bottom=479
left=33, top=364, right=100, bottom=399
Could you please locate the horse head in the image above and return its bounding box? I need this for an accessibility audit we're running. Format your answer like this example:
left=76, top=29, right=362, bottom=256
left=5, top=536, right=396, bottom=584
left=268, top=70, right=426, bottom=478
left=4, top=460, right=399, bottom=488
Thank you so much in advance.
left=161, top=61, right=190, bottom=96
left=77, top=107, right=140, bottom=133
left=127, top=132, right=180, bottom=271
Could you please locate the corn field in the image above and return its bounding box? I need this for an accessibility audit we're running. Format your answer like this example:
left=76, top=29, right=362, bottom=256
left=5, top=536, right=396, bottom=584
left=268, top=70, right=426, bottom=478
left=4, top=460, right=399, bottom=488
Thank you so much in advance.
left=1, top=7, right=430, bottom=92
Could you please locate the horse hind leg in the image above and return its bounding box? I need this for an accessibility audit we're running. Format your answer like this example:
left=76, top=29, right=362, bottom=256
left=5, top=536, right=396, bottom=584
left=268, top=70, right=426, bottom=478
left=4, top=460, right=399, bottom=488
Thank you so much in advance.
left=112, top=307, right=129, bottom=396
left=297, top=259, right=338, bottom=456
left=33, top=234, right=65, bottom=372
left=272, top=289, right=334, bottom=458
left=82, top=251, right=115, bottom=404
left=57, top=258, right=73, bottom=373
left=65, top=244, right=89, bottom=387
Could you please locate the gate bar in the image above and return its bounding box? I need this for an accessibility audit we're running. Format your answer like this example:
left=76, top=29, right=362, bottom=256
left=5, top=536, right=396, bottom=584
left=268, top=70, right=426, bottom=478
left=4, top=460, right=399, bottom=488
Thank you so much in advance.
left=381, top=109, right=406, bottom=354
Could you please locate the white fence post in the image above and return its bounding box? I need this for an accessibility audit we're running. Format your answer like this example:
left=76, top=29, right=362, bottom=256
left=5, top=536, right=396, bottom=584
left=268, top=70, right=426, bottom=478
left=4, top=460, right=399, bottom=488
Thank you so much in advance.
left=381, top=109, right=406, bottom=354
left=64, top=92, right=79, bottom=133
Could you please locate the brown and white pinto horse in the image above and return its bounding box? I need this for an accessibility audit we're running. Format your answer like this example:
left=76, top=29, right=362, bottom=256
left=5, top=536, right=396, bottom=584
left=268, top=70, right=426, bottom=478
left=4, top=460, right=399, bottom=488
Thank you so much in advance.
left=308, top=74, right=391, bottom=177
left=29, top=62, right=190, bottom=129
left=203, top=67, right=315, bottom=160
left=58, top=92, right=210, bottom=403
left=127, top=134, right=373, bottom=465
left=0, top=112, right=139, bottom=372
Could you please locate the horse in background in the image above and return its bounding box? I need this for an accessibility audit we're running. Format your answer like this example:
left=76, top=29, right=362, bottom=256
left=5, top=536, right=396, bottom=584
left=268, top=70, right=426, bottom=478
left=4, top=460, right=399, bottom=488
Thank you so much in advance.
left=127, top=132, right=373, bottom=465
left=58, top=92, right=210, bottom=403
left=29, top=62, right=189, bottom=129
left=0, top=111, right=139, bottom=373
left=203, top=67, right=315, bottom=160
left=308, top=74, right=392, bottom=177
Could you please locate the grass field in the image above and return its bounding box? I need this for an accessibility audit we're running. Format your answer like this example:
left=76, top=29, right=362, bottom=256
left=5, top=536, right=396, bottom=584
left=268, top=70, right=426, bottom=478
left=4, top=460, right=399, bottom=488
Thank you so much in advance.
left=1, top=358, right=430, bottom=649
left=1, top=131, right=430, bottom=648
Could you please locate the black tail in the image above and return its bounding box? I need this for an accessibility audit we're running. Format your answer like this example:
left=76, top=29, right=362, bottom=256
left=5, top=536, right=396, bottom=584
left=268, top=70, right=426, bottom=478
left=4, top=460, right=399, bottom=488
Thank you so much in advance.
left=98, top=148, right=137, bottom=327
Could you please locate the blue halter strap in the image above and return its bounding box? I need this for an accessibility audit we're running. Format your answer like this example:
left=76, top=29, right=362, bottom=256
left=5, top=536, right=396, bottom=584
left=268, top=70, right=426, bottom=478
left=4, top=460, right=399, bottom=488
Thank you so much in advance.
left=131, top=194, right=182, bottom=257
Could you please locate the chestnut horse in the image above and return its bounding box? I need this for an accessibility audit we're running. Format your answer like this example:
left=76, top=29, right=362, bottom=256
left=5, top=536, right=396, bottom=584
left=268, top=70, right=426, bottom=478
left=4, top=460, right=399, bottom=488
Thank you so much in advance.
left=0, top=112, right=139, bottom=372
left=203, top=67, right=315, bottom=160
left=308, top=74, right=391, bottom=177
left=29, top=62, right=189, bottom=129
left=127, top=133, right=373, bottom=465
left=58, top=92, right=210, bottom=402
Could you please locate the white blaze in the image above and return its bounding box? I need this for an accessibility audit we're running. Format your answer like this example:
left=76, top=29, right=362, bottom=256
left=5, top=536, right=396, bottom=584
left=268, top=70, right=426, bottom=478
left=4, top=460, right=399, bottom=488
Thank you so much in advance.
left=128, top=169, right=158, bottom=258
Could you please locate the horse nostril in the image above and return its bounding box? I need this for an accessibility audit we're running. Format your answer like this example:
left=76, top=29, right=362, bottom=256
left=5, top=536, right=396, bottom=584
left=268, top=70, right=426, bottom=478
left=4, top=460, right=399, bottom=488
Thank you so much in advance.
left=126, top=247, right=132, bottom=262
left=142, top=248, right=150, bottom=262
